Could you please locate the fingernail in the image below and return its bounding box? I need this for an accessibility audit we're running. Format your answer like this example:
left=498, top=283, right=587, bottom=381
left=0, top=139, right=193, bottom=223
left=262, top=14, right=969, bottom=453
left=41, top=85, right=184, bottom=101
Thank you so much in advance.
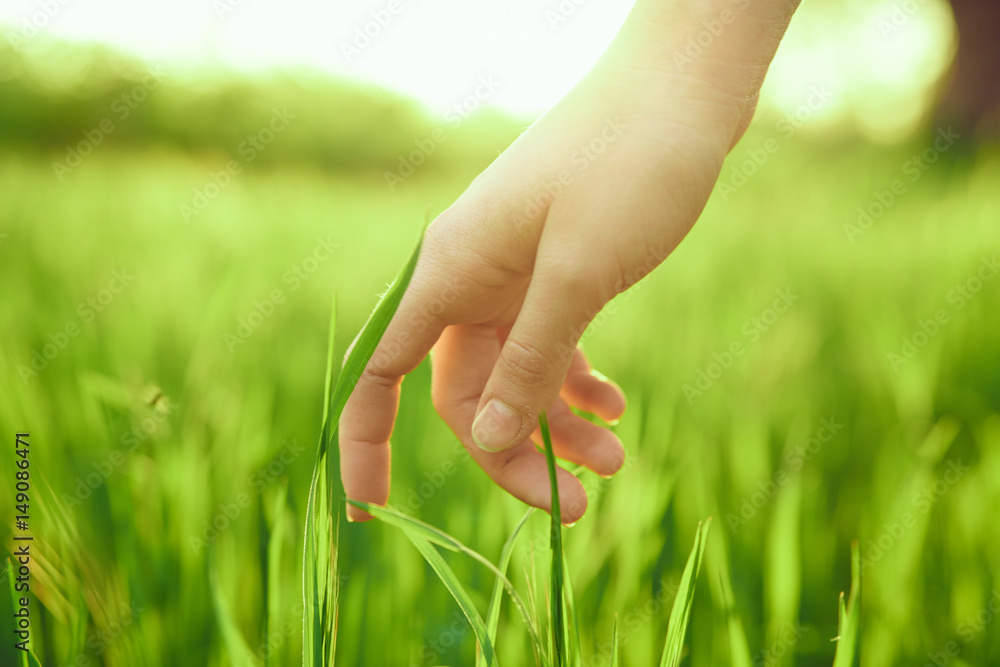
left=593, top=370, right=626, bottom=424
left=589, top=368, right=611, bottom=383
left=472, top=398, right=523, bottom=452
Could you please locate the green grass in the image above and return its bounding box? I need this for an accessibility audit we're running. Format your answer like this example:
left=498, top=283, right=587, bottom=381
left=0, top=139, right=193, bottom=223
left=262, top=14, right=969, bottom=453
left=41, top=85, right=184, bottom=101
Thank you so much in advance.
left=1, top=131, right=999, bottom=666
left=351, top=398, right=719, bottom=666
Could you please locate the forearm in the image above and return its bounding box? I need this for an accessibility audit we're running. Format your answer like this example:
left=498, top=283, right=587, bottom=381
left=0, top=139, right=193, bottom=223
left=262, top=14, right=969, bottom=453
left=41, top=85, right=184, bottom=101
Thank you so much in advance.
left=628, top=0, right=799, bottom=87
left=586, top=0, right=800, bottom=145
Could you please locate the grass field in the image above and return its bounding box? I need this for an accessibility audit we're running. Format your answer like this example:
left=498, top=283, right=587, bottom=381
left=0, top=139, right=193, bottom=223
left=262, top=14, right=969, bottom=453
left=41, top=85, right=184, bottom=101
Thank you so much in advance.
left=1, top=126, right=999, bottom=666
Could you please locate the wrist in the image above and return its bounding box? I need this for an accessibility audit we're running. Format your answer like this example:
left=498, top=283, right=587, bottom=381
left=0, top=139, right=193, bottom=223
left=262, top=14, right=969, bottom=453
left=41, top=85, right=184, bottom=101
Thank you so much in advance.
left=598, top=0, right=800, bottom=130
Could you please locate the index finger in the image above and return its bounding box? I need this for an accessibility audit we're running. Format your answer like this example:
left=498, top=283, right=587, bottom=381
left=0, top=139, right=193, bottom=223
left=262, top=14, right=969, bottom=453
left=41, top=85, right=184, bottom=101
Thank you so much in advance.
left=339, top=276, right=447, bottom=522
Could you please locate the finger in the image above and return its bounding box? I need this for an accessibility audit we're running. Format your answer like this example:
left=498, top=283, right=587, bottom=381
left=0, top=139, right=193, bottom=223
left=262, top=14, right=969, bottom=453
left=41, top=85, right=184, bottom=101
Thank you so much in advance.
left=728, top=92, right=760, bottom=151
left=530, top=397, right=625, bottom=478
left=559, top=347, right=626, bottom=423
left=432, top=325, right=589, bottom=523
left=470, top=262, right=601, bottom=454
left=339, top=265, right=449, bottom=522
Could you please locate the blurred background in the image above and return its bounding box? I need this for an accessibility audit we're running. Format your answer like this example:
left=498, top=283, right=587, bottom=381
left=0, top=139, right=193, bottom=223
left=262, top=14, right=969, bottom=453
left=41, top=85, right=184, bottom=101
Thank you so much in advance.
left=1, top=0, right=998, bottom=665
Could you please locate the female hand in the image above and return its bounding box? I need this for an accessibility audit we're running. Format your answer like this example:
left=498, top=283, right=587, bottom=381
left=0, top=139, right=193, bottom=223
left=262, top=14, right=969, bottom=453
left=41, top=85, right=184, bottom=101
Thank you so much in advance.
left=339, top=0, right=800, bottom=523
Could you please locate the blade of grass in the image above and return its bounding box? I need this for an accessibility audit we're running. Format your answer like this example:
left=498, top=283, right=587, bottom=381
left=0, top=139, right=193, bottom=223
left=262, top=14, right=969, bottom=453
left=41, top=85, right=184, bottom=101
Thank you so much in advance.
left=479, top=508, right=535, bottom=667
left=706, top=523, right=752, bottom=667
left=522, top=561, right=543, bottom=666
left=347, top=499, right=478, bottom=553
left=400, top=526, right=497, bottom=666
left=561, top=551, right=582, bottom=667
left=266, top=479, right=289, bottom=667
left=348, top=499, right=544, bottom=658
left=302, top=299, right=338, bottom=667
left=209, top=565, right=256, bottom=666
left=303, top=228, right=425, bottom=666
left=326, top=230, right=425, bottom=448
left=832, top=541, right=861, bottom=667
left=718, top=572, right=753, bottom=667
left=659, top=519, right=712, bottom=667
left=609, top=613, right=620, bottom=667
left=538, top=411, right=567, bottom=667
left=322, top=517, right=340, bottom=666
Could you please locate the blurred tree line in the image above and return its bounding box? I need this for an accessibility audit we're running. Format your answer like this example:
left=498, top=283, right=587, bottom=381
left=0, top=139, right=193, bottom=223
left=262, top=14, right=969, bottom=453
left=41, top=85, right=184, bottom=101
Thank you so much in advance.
left=0, top=33, right=522, bottom=175
left=2, top=0, right=997, bottom=176
left=936, top=0, right=1000, bottom=138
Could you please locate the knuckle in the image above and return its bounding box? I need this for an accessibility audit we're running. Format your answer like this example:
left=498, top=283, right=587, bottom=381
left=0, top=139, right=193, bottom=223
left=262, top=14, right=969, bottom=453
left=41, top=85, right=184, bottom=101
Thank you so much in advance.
left=550, top=263, right=593, bottom=294
left=430, top=389, right=474, bottom=424
left=359, top=365, right=399, bottom=390
left=499, top=338, right=556, bottom=390
left=543, top=259, right=608, bottom=309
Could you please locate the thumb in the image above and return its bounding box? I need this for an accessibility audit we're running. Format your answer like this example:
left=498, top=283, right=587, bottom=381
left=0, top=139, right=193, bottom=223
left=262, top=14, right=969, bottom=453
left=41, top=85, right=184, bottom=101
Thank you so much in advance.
left=471, top=269, right=599, bottom=453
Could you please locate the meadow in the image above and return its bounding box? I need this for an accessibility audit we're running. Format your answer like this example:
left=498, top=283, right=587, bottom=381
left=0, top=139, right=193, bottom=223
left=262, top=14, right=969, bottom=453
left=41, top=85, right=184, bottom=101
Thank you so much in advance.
left=2, top=64, right=1000, bottom=665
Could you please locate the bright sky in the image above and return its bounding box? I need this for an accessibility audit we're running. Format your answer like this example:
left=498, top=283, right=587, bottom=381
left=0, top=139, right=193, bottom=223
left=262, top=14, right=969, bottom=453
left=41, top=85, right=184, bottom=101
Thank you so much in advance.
left=1, top=0, right=955, bottom=137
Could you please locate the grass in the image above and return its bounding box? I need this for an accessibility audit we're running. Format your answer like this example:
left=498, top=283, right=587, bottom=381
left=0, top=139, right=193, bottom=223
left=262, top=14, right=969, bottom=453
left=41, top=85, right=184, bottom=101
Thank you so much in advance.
left=1, top=132, right=998, bottom=666
left=302, top=239, right=851, bottom=666
left=539, top=412, right=570, bottom=666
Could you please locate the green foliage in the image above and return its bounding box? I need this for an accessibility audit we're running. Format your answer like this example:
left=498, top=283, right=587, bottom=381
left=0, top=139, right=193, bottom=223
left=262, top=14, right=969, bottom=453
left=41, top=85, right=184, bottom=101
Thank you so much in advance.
left=2, top=49, right=998, bottom=666
left=210, top=564, right=256, bottom=665
left=832, top=543, right=861, bottom=667
left=659, top=521, right=711, bottom=667
left=609, top=614, right=619, bottom=667
left=0, top=36, right=521, bottom=174
left=304, top=229, right=424, bottom=666
left=347, top=500, right=544, bottom=660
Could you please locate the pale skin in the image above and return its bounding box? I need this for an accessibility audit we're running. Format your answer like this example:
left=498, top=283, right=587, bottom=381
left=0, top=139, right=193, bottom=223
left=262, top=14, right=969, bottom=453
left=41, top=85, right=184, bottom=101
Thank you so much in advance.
left=340, top=0, right=802, bottom=524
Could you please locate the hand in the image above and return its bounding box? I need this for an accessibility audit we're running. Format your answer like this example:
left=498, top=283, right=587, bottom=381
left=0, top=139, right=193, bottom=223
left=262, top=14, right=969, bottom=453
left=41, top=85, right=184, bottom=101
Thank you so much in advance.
left=339, top=0, right=799, bottom=523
